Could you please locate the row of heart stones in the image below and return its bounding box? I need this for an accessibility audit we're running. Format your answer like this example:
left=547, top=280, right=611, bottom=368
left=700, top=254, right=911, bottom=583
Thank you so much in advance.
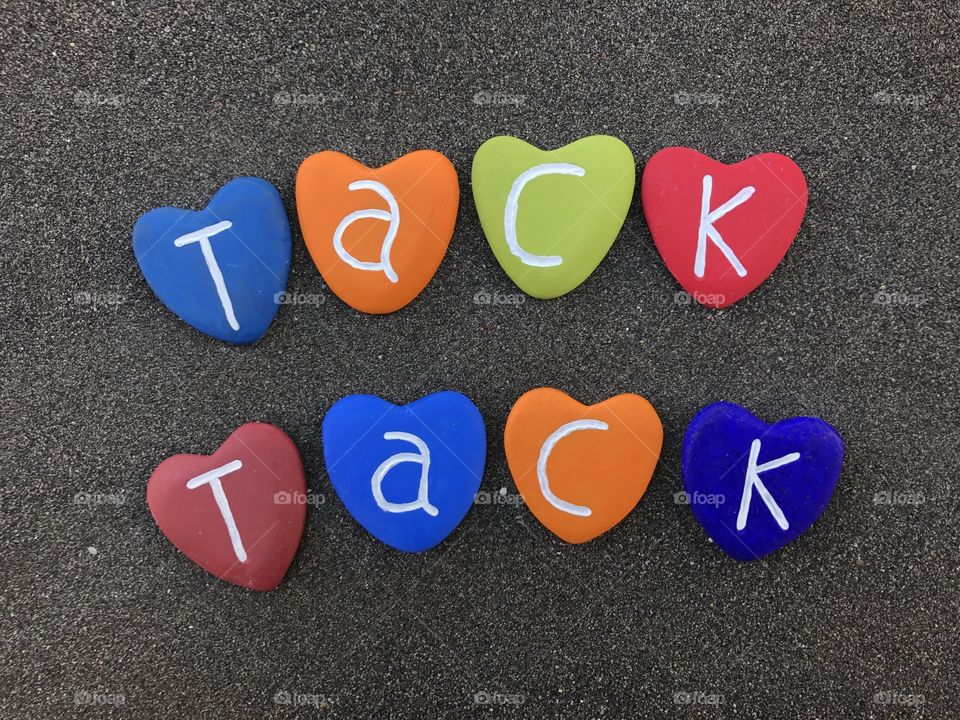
left=133, top=140, right=808, bottom=344
left=147, top=391, right=843, bottom=591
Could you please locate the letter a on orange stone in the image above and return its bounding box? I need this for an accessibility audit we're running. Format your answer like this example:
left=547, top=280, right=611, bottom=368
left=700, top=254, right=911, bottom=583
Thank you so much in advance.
left=296, top=150, right=459, bottom=314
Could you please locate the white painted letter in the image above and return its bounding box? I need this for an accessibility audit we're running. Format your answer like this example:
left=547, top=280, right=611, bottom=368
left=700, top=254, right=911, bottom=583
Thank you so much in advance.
left=536, top=419, right=609, bottom=517
left=371, top=431, right=438, bottom=516
left=185, top=459, right=248, bottom=562
left=695, top=174, right=754, bottom=278
left=174, top=220, right=240, bottom=331
left=333, top=180, right=400, bottom=283
left=505, top=163, right=586, bottom=267
left=736, top=439, right=800, bottom=531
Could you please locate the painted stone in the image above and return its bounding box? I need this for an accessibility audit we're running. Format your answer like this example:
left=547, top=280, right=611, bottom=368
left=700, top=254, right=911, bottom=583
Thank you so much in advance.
left=322, top=391, right=486, bottom=552
left=681, top=402, right=844, bottom=561
left=296, top=150, right=459, bottom=314
left=472, top=135, right=635, bottom=299
left=133, top=177, right=292, bottom=344
left=146, top=423, right=306, bottom=591
left=641, top=147, right=807, bottom=308
left=504, top=388, right=663, bottom=543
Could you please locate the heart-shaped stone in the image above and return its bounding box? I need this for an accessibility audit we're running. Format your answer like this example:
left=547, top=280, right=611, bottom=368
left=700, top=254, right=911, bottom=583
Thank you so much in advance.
left=146, top=423, right=306, bottom=591
left=472, top=136, right=635, bottom=299
left=322, top=391, right=486, bottom=552
left=642, top=147, right=808, bottom=308
left=296, top=150, right=459, bottom=314
left=504, top=388, right=663, bottom=543
left=681, top=402, right=844, bottom=561
left=133, top=177, right=292, bottom=344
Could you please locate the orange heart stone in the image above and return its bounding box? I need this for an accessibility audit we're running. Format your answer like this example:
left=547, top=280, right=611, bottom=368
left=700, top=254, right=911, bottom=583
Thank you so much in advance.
left=504, top=388, right=663, bottom=543
left=295, top=150, right=459, bottom=314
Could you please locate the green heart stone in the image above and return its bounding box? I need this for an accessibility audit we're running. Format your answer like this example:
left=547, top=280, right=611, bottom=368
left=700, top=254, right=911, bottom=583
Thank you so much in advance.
left=471, top=135, right=635, bottom=299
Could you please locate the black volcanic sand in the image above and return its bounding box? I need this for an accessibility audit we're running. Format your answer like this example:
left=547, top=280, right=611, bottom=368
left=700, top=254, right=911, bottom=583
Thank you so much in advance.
left=1, top=2, right=957, bottom=718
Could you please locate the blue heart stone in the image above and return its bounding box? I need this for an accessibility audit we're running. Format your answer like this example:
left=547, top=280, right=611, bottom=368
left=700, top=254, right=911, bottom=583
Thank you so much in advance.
left=681, top=402, right=844, bottom=561
left=133, top=177, right=291, bottom=344
left=322, top=392, right=487, bottom=553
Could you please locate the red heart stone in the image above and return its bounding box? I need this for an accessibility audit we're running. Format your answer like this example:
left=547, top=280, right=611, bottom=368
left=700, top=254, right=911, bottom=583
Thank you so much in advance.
left=642, top=147, right=808, bottom=308
left=146, top=423, right=306, bottom=591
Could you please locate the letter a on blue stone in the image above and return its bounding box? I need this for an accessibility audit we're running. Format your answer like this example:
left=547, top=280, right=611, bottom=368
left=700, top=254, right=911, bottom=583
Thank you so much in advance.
left=322, top=392, right=487, bottom=552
